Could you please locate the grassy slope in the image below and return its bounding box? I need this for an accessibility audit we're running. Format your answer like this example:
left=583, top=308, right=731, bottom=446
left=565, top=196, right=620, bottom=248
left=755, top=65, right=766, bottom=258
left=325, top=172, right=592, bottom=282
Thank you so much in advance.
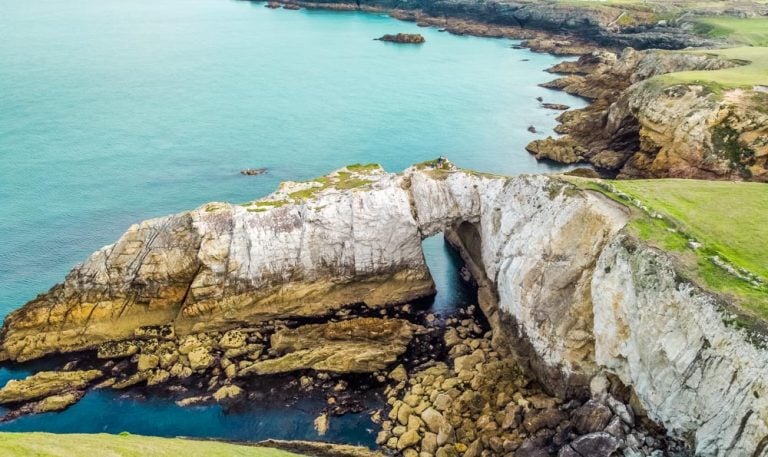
left=568, top=177, right=768, bottom=324
left=692, top=16, right=768, bottom=46
left=658, top=46, right=768, bottom=91
left=0, top=433, right=304, bottom=457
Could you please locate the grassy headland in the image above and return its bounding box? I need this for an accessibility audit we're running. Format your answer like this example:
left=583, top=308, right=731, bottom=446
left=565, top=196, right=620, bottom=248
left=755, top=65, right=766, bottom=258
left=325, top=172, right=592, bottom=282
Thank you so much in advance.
left=0, top=432, right=304, bottom=457
left=692, top=16, right=768, bottom=46
left=658, top=46, right=768, bottom=92
left=568, top=177, right=768, bottom=326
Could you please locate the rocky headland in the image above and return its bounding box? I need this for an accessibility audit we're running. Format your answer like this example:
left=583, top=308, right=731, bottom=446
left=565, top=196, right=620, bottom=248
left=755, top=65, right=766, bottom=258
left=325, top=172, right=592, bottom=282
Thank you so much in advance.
left=1, top=159, right=765, bottom=456
left=526, top=48, right=768, bottom=181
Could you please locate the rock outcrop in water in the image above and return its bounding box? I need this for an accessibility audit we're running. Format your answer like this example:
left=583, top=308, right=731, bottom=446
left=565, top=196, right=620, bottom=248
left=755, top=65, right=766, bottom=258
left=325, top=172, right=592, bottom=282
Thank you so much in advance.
left=527, top=48, right=768, bottom=181
left=376, top=33, right=425, bottom=44
left=2, top=159, right=766, bottom=455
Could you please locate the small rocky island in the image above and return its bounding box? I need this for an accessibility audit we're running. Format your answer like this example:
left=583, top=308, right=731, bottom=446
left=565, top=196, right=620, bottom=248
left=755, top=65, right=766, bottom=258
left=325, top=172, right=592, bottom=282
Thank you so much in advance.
left=376, top=33, right=425, bottom=44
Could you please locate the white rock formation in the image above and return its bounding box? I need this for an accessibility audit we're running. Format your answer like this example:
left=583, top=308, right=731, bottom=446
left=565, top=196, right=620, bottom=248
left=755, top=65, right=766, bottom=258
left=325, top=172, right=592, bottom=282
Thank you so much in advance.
left=1, top=158, right=766, bottom=455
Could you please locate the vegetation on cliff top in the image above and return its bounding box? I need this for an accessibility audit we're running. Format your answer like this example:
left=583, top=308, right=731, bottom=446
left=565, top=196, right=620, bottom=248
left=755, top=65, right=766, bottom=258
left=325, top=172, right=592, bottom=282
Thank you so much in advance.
left=658, top=46, right=768, bottom=92
left=569, top=177, right=768, bottom=325
left=0, top=432, right=304, bottom=457
left=692, top=16, right=768, bottom=46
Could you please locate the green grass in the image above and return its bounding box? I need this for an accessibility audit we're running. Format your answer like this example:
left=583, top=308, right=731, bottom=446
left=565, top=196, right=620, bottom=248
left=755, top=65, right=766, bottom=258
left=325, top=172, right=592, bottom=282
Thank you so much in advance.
left=692, top=17, right=768, bottom=46
left=345, top=163, right=382, bottom=173
left=583, top=178, right=768, bottom=322
left=657, top=46, right=768, bottom=92
left=0, top=432, right=304, bottom=457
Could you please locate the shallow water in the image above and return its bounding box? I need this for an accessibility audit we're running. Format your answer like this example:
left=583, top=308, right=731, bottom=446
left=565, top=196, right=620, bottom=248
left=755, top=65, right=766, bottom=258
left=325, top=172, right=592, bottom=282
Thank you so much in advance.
left=0, top=0, right=585, bottom=443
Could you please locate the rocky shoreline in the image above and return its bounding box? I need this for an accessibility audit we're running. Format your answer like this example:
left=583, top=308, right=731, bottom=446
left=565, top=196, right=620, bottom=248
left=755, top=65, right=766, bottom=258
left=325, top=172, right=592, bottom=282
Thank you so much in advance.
left=253, top=0, right=738, bottom=51
left=0, top=280, right=691, bottom=457
left=377, top=308, right=689, bottom=457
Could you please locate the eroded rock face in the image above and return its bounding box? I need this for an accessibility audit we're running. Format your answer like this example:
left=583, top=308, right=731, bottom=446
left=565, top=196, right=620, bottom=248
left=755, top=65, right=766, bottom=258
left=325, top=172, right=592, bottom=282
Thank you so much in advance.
left=592, top=235, right=768, bottom=456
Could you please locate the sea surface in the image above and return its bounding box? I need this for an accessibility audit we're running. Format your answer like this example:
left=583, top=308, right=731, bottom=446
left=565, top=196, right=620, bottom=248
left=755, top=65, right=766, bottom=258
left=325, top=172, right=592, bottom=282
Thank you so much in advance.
left=0, top=0, right=585, bottom=444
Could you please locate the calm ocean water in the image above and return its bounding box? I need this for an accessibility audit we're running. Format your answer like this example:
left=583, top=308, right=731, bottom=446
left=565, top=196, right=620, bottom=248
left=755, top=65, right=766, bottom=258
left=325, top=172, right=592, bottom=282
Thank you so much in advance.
left=0, top=0, right=584, bottom=444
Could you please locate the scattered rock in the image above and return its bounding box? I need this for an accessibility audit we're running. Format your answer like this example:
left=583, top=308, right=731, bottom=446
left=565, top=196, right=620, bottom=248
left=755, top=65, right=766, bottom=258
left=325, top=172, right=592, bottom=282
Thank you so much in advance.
left=213, top=384, right=243, bottom=402
left=314, top=413, right=330, bottom=436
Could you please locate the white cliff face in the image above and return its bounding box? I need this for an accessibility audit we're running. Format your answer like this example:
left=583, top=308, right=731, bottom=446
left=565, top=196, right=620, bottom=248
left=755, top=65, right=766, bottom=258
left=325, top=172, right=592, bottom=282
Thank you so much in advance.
left=476, top=177, right=629, bottom=396
left=592, top=235, right=768, bottom=457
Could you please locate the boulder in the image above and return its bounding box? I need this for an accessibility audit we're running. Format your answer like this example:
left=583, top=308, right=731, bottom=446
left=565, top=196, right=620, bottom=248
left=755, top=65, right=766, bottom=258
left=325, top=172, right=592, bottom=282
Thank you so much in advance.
left=137, top=354, right=160, bottom=371
left=213, top=384, right=243, bottom=402
left=187, top=346, right=214, bottom=371
left=523, top=408, right=568, bottom=433
left=218, top=330, right=246, bottom=349
left=569, top=432, right=619, bottom=457
left=397, top=429, right=421, bottom=450
left=571, top=400, right=612, bottom=434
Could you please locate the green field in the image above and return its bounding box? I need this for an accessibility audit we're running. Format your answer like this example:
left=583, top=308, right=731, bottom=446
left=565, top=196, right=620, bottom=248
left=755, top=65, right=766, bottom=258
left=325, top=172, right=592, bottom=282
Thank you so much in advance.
left=570, top=177, right=768, bottom=324
left=657, top=46, right=768, bottom=92
left=0, top=433, right=304, bottom=457
left=692, top=16, right=768, bottom=46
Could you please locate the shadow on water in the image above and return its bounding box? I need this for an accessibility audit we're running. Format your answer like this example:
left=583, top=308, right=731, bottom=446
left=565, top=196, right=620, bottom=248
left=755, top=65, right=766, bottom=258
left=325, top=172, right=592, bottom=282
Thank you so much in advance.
left=419, top=234, right=477, bottom=316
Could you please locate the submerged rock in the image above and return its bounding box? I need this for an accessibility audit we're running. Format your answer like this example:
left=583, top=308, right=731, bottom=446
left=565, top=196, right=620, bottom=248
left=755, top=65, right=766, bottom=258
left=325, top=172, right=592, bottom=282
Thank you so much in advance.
left=240, top=167, right=267, bottom=176
left=541, top=103, right=570, bottom=110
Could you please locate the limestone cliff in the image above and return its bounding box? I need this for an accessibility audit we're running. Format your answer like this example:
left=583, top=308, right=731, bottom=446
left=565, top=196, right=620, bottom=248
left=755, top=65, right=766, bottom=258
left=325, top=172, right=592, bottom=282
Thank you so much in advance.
left=527, top=48, right=768, bottom=181
left=2, top=160, right=766, bottom=455
left=592, top=236, right=768, bottom=456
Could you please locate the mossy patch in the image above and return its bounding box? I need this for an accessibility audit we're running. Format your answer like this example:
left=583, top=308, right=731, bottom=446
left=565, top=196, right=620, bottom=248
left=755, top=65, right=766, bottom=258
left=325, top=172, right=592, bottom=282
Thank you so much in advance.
left=711, top=121, right=756, bottom=178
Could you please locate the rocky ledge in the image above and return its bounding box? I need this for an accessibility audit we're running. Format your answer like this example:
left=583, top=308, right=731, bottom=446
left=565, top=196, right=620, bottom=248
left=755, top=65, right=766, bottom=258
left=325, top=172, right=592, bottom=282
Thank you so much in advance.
left=376, top=33, right=425, bottom=44
left=1, top=159, right=766, bottom=455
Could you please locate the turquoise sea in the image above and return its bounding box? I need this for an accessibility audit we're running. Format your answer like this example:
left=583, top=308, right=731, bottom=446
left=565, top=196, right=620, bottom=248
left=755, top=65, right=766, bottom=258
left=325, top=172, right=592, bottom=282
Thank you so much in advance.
left=0, top=0, right=584, bottom=444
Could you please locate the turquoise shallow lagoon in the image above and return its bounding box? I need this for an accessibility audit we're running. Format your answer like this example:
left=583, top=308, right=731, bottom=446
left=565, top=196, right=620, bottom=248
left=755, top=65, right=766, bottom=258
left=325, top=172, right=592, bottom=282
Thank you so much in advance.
left=0, top=0, right=584, bottom=444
